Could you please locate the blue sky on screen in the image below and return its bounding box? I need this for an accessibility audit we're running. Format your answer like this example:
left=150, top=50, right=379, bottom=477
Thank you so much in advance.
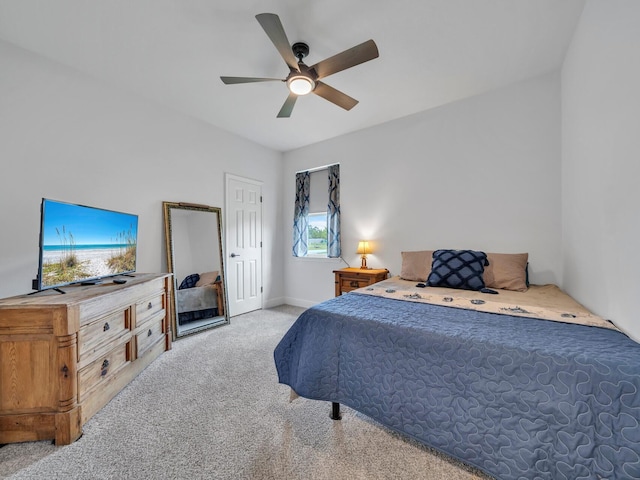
left=42, top=200, right=138, bottom=246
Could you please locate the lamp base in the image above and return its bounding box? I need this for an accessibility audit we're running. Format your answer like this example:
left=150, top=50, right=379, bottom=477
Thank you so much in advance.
left=360, top=255, right=370, bottom=269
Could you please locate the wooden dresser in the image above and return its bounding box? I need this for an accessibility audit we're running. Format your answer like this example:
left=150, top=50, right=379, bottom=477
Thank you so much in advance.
left=333, top=268, right=389, bottom=297
left=0, top=273, right=172, bottom=445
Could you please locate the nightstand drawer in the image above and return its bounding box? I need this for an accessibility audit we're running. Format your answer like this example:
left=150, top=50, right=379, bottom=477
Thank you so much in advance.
left=333, top=268, right=389, bottom=297
left=339, top=277, right=371, bottom=293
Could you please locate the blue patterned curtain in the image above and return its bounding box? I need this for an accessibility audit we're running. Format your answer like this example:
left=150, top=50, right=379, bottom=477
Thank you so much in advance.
left=292, top=171, right=310, bottom=257
left=327, top=164, right=341, bottom=258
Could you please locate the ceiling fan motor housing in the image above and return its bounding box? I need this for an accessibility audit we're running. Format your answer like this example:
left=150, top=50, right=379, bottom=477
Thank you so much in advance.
left=292, top=42, right=309, bottom=61
left=287, top=43, right=316, bottom=95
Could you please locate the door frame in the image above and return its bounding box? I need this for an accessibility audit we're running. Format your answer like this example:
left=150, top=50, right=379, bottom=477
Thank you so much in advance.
left=224, top=173, right=264, bottom=317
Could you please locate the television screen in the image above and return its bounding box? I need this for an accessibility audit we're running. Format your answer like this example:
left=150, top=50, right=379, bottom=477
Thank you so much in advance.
left=37, top=198, right=138, bottom=291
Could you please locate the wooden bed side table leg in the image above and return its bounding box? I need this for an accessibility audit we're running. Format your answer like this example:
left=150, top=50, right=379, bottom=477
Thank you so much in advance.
left=330, top=402, right=342, bottom=420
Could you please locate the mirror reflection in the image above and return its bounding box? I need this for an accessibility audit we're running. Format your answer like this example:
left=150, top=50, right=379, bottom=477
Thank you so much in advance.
left=163, top=202, right=229, bottom=338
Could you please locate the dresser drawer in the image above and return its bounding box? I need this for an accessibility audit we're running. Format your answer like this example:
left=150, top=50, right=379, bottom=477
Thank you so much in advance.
left=135, top=293, right=165, bottom=327
left=78, top=342, right=130, bottom=402
left=135, top=317, right=164, bottom=358
left=78, top=309, right=130, bottom=363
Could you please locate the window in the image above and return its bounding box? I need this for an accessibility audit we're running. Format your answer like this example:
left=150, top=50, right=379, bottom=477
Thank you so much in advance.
left=307, top=212, right=328, bottom=257
left=293, top=165, right=340, bottom=258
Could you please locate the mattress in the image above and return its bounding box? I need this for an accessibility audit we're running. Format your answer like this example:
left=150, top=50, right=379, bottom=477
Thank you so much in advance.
left=358, top=277, right=617, bottom=330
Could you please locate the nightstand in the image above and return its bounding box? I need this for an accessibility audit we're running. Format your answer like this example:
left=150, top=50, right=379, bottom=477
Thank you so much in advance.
left=333, top=268, right=389, bottom=297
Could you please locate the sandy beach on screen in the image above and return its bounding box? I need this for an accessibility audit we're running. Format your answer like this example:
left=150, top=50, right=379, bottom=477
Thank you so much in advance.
left=43, top=248, right=121, bottom=278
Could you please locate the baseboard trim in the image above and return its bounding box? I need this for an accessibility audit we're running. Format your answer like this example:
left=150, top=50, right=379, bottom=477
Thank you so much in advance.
left=263, top=297, right=286, bottom=309
left=282, top=297, right=319, bottom=309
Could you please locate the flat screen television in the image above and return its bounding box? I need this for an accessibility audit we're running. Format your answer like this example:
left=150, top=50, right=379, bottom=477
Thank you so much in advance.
left=36, top=198, right=138, bottom=291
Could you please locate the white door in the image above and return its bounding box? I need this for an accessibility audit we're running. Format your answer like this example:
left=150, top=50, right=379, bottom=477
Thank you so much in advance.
left=225, top=174, right=263, bottom=317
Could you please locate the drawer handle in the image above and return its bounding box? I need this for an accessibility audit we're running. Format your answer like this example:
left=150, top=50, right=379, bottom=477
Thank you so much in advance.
left=147, top=329, right=153, bottom=337
left=101, top=359, right=110, bottom=377
left=103, top=322, right=110, bottom=332
left=350, top=280, right=359, bottom=287
left=147, top=302, right=153, bottom=310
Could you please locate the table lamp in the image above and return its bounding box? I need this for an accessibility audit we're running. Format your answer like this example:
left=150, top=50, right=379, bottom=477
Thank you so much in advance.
left=357, top=241, right=371, bottom=269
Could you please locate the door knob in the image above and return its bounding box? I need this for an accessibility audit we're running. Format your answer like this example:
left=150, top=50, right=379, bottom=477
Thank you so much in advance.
left=230, top=253, right=240, bottom=258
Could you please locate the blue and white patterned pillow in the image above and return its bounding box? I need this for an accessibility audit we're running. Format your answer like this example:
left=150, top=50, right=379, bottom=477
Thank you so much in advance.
left=427, top=249, right=489, bottom=291
left=178, top=273, right=200, bottom=290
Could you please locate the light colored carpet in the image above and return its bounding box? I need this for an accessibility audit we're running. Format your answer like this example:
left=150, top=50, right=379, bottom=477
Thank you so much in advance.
left=0, top=305, right=492, bottom=480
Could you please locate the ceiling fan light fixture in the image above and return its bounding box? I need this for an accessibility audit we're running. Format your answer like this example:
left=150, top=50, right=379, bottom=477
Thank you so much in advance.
left=287, top=75, right=315, bottom=95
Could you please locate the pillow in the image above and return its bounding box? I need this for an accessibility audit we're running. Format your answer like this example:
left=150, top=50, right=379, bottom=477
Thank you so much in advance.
left=195, top=271, right=219, bottom=287
left=483, top=253, right=528, bottom=292
left=427, top=249, right=488, bottom=291
left=400, top=250, right=434, bottom=281
left=179, top=273, right=200, bottom=290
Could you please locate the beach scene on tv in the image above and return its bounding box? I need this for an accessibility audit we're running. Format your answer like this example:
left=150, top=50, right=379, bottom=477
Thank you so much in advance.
left=40, top=200, right=138, bottom=288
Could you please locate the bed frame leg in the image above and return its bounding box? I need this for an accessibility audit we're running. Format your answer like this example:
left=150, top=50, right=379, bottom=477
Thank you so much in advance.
left=330, top=402, right=342, bottom=420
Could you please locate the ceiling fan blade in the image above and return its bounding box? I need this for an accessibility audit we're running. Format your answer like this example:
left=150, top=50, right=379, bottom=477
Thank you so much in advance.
left=277, top=93, right=297, bottom=118
left=256, top=13, right=300, bottom=72
left=310, top=39, right=379, bottom=80
left=313, top=82, right=358, bottom=111
left=220, top=76, right=282, bottom=85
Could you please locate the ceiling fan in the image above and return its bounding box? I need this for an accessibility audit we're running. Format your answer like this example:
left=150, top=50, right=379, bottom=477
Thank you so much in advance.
left=220, top=13, right=379, bottom=118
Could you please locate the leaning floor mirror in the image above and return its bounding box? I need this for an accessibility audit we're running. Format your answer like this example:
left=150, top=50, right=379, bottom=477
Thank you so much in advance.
left=163, top=202, right=229, bottom=338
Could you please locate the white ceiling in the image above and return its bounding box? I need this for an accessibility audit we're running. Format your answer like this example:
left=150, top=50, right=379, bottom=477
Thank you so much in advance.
left=0, top=0, right=585, bottom=152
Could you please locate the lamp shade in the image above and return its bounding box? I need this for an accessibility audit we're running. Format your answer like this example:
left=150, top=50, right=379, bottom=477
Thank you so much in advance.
left=356, top=241, right=370, bottom=255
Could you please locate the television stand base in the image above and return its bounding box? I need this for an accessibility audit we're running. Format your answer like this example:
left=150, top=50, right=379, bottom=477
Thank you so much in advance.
left=28, top=287, right=66, bottom=295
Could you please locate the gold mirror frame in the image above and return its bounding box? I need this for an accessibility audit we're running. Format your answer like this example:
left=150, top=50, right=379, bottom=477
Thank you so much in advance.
left=163, top=202, right=229, bottom=338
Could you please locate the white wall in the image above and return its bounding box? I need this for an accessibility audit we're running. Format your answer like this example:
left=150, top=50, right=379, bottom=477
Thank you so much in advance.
left=284, top=73, right=562, bottom=306
left=561, top=0, right=640, bottom=342
left=0, top=40, right=284, bottom=304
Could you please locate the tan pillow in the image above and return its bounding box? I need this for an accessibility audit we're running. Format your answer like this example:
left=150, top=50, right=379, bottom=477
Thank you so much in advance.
left=484, top=253, right=528, bottom=292
left=195, top=271, right=219, bottom=287
left=400, top=251, right=434, bottom=281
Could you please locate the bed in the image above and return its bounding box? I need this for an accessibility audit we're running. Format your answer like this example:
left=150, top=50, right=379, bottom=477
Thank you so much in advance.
left=176, top=271, right=224, bottom=324
left=274, top=250, right=640, bottom=480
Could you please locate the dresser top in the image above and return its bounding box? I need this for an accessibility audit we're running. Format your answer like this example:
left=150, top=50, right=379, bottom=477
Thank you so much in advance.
left=0, top=273, right=171, bottom=307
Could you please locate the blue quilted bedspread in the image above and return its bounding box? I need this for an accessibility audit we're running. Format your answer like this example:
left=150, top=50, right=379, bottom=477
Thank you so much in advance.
left=274, top=293, right=640, bottom=480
